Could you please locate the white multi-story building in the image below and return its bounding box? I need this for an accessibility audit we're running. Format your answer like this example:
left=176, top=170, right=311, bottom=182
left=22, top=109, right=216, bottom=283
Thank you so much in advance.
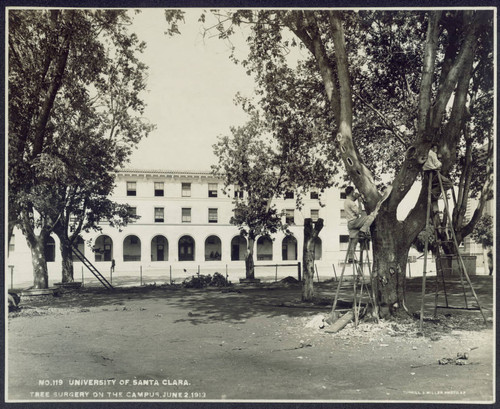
left=7, top=169, right=357, bottom=287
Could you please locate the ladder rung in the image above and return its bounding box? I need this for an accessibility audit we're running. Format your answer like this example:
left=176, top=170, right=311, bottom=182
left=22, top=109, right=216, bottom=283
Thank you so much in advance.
left=435, top=305, right=480, bottom=311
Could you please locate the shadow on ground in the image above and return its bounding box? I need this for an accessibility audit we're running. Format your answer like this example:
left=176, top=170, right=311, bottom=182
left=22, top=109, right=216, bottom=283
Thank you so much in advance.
left=10, top=276, right=493, bottom=332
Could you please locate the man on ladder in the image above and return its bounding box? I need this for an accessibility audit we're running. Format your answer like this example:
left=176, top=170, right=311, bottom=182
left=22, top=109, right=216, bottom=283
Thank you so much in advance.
left=344, top=186, right=377, bottom=258
left=328, top=186, right=383, bottom=329
left=422, top=144, right=453, bottom=197
left=419, top=143, right=487, bottom=330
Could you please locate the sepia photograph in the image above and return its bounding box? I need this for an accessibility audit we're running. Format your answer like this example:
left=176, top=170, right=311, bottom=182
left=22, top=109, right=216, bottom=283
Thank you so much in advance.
left=4, top=4, right=496, bottom=405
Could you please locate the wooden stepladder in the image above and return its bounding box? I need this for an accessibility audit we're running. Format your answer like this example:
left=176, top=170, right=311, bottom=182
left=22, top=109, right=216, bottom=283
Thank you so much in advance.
left=330, top=232, right=377, bottom=328
left=72, top=246, right=114, bottom=290
left=419, top=171, right=486, bottom=331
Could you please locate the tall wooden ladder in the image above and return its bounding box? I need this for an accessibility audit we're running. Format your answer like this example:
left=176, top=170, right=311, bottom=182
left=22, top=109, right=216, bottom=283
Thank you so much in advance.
left=72, top=246, right=114, bottom=290
left=330, top=232, right=377, bottom=328
left=419, top=171, right=486, bottom=331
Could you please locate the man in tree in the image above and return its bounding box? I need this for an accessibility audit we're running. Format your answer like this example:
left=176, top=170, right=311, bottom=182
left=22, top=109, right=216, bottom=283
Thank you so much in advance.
left=344, top=186, right=376, bottom=238
left=422, top=144, right=453, bottom=197
left=168, top=9, right=493, bottom=318
left=344, top=185, right=385, bottom=260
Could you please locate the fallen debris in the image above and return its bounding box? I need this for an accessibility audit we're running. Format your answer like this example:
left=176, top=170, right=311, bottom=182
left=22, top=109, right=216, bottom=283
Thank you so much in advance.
left=305, top=315, right=326, bottom=329
left=324, top=311, right=354, bottom=333
left=280, top=276, right=299, bottom=284
left=438, top=352, right=470, bottom=365
left=8, top=293, right=21, bottom=312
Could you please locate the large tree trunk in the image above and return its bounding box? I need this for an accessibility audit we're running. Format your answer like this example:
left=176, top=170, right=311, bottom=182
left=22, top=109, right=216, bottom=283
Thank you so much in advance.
left=371, top=226, right=410, bottom=318
left=245, top=236, right=256, bottom=280
left=26, top=235, right=49, bottom=289
left=19, top=207, right=51, bottom=289
left=289, top=10, right=487, bottom=319
left=302, top=218, right=324, bottom=302
left=59, top=237, right=75, bottom=283
left=53, top=222, right=75, bottom=283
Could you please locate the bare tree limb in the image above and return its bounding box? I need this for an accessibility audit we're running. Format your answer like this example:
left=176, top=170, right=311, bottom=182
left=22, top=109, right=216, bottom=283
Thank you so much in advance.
left=353, top=91, right=408, bottom=148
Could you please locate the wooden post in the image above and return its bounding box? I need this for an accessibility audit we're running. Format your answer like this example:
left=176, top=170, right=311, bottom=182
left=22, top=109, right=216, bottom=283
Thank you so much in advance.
left=9, top=265, right=14, bottom=289
left=297, top=262, right=301, bottom=282
left=325, top=311, right=354, bottom=333
left=420, top=174, right=433, bottom=332
left=81, top=266, right=84, bottom=287
left=275, top=264, right=278, bottom=282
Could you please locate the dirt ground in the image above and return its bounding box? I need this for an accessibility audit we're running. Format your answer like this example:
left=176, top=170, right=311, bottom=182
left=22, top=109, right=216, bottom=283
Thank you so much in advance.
left=6, top=275, right=495, bottom=403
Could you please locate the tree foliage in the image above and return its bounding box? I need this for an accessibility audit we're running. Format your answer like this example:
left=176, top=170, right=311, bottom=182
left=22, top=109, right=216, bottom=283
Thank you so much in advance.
left=212, top=109, right=334, bottom=279
left=9, top=9, right=153, bottom=287
left=169, top=9, right=493, bottom=316
left=471, top=215, right=493, bottom=249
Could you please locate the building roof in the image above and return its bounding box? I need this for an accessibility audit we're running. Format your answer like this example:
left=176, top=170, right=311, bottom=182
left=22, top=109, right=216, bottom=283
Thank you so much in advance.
left=116, top=168, right=221, bottom=179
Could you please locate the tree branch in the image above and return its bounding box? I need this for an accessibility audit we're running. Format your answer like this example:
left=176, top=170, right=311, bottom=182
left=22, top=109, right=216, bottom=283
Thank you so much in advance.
left=32, top=12, right=72, bottom=158
left=353, top=91, right=408, bottom=148
left=288, top=10, right=341, bottom=122
left=416, top=10, right=441, bottom=140
left=430, top=11, right=480, bottom=132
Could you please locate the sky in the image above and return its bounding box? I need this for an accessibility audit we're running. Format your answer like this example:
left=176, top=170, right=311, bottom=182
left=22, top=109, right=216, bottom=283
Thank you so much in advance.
left=126, top=9, right=257, bottom=171
left=125, top=9, right=422, bottom=218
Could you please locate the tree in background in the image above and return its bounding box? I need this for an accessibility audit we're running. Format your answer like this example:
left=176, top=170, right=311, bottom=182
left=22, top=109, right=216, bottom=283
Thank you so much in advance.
left=47, top=133, right=141, bottom=283
left=471, top=215, right=494, bottom=276
left=9, top=10, right=153, bottom=288
left=302, top=218, right=324, bottom=301
left=212, top=112, right=333, bottom=286
left=169, top=9, right=493, bottom=317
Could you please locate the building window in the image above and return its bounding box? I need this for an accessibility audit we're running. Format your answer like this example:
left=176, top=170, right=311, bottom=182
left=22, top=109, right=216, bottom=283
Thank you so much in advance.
left=94, top=235, right=113, bottom=262
left=179, top=235, right=195, bottom=261
left=205, top=235, right=221, bottom=260
left=124, top=235, right=141, bottom=261
left=257, top=236, right=273, bottom=261
left=208, top=208, right=218, bottom=223
left=127, top=181, right=137, bottom=196
left=72, top=236, right=85, bottom=261
left=182, top=208, right=191, bottom=223
left=208, top=183, right=218, bottom=198
left=45, top=236, right=56, bottom=262
left=340, top=209, right=347, bottom=219
left=311, top=209, right=319, bottom=222
left=233, top=208, right=243, bottom=220
left=285, top=191, right=294, bottom=199
left=314, top=237, right=323, bottom=260
left=339, top=235, right=350, bottom=251
left=231, top=235, right=247, bottom=261
left=128, top=207, right=137, bottom=218
left=69, top=216, right=78, bottom=232
left=285, top=209, right=295, bottom=225
left=154, top=182, right=164, bottom=197
left=182, top=183, right=191, bottom=197
left=151, top=235, right=168, bottom=261
left=340, top=191, right=347, bottom=199
left=310, top=190, right=319, bottom=200
left=282, top=236, right=298, bottom=261
left=154, top=207, right=164, bottom=223
left=234, top=185, right=244, bottom=199
left=8, top=234, right=15, bottom=253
